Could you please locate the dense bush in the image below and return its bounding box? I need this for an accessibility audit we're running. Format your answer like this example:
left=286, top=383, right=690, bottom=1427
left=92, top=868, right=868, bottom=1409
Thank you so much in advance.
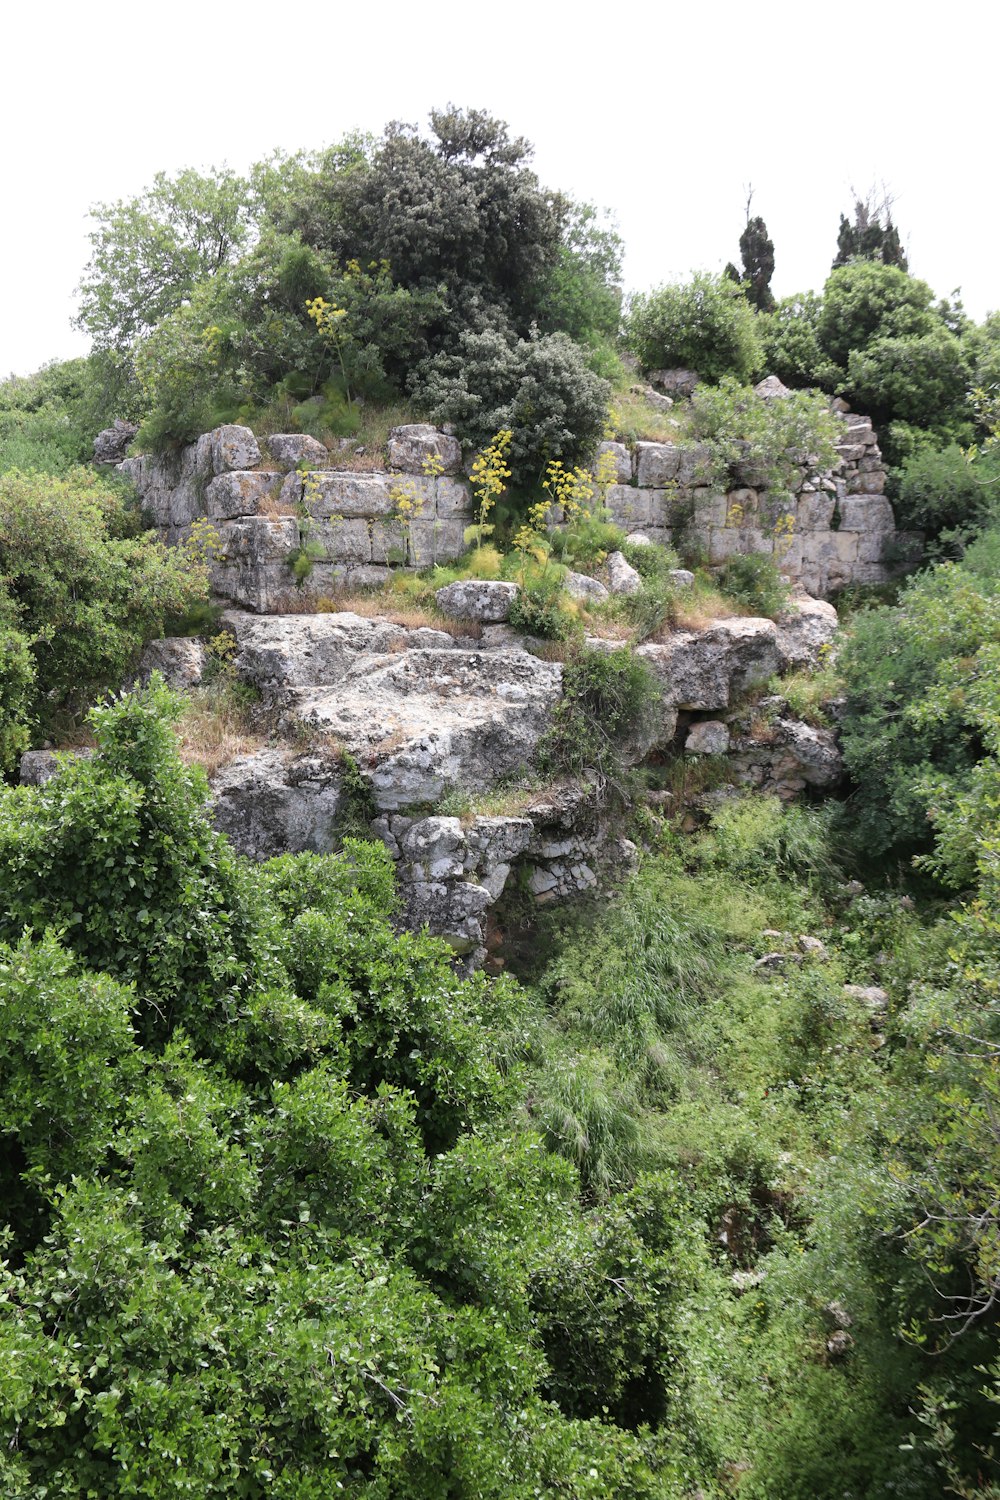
left=688, top=376, right=839, bottom=497
left=838, top=537, right=1000, bottom=860
left=716, top=552, right=791, bottom=618
left=757, top=292, right=841, bottom=390
left=817, top=261, right=938, bottom=371
left=624, top=271, right=763, bottom=383
left=416, top=327, right=610, bottom=488
left=895, top=442, right=1000, bottom=549
left=0, top=469, right=208, bottom=763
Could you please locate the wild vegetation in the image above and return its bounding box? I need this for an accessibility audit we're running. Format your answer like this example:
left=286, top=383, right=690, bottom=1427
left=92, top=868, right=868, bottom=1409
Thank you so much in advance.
left=1, top=106, right=1000, bottom=1496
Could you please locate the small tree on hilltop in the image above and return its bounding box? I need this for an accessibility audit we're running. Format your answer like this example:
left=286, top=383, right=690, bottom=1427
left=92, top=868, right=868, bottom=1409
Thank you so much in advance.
left=833, top=185, right=908, bottom=271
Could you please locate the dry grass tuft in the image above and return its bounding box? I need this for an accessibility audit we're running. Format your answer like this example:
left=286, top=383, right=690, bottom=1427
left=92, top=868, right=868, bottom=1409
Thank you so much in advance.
left=175, top=688, right=265, bottom=778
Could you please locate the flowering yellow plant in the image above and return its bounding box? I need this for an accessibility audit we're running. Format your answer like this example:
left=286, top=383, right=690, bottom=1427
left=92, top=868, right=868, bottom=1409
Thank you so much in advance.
left=469, top=429, right=512, bottom=548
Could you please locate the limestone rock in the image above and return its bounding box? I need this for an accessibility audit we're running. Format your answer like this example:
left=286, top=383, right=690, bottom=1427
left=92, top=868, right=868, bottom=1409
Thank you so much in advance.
left=211, top=425, right=261, bottom=475
left=388, top=424, right=463, bottom=475
left=267, top=433, right=329, bottom=470
left=639, top=618, right=781, bottom=711
left=563, top=570, right=609, bottom=602
left=93, top=419, right=138, bottom=465
left=435, top=580, right=519, bottom=623
left=754, top=375, right=791, bottom=402
left=775, top=595, right=839, bottom=670
left=647, top=367, right=700, bottom=397
left=686, top=720, right=730, bottom=755
left=595, top=440, right=633, bottom=483
left=228, top=611, right=457, bottom=692
left=19, top=748, right=92, bottom=786
left=210, top=750, right=342, bottom=860
left=669, top=569, right=695, bottom=588
left=133, top=637, right=207, bottom=691
left=301, top=649, right=562, bottom=812
left=604, top=551, right=642, bottom=596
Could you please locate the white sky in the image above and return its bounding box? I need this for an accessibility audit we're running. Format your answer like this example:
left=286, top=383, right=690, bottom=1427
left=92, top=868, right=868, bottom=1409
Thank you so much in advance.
left=4, top=0, right=998, bottom=378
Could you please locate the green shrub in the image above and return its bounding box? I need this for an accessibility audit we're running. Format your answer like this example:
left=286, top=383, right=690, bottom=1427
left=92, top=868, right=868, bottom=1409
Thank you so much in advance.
left=895, top=442, right=1000, bottom=550
left=688, top=376, right=839, bottom=501
left=716, top=552, right=791, bottom=618
left=818, top=261, right=938, bottom=372
left=758, top=292, right=841, bottom=390
left=540, top=644, right=659, bottom=780
left=0, top=467, right=209, bottom=750
left=415, top=327, right=610, bottom=489
left=624, top=272, right=763, bottom=383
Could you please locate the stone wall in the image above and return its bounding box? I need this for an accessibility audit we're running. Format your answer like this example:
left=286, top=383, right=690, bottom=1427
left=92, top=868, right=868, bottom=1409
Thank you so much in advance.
left=597, top=398, right=922, bottom=597
left=119, top=405, right=920, bottom=608
left=119, top=424, right=476, bottom=611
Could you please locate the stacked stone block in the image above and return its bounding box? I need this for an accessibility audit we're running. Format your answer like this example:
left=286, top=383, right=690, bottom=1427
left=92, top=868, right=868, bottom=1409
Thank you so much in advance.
left=595, top=406, right=921, bottom=596
left=120, top=422, right=476, bottom=612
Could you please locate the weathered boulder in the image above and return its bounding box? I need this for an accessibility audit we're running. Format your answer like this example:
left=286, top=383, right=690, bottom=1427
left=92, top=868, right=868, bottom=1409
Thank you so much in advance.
left=19, top=748, right=92, bottom=786
left=228, top=611, right=458, bottom=692
left=93, top=419, right=138, bottom=465
left=669, top=568, right=696, bottom=588
left=209, top=750, right=343, bottom=860
left=210, top=425, right=261, bottom=475
left=595, top=441, right=633, bottom=483
left=638, top=618, right=782, bottom=711
left=388, top=423, right=463, bottom=475
left=754, top=375, right=792, bottom=402
left=775, top=595, right=839, bottom=670
left=290, top=648, right=563, bottom=812
left=685, top=720, right=730, bottom=755
left=647, top=367, right=700, bottom=397
left=563, top=570, right=609, bottom=602
left=435, top=579, right=519, bottom=623
left=133, top=637, right=207, bottom=691
left=604, top=551, right=642, bottom=596
left=267, top=433, right=329, bottom=470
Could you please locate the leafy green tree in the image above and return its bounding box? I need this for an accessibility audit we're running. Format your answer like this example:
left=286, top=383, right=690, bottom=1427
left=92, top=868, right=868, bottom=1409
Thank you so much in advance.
left=625, top=272, right=764, bottom=383
left=818, top=261, right=937, bottom=371
left=76, top=166, right=254, bottom=355
left=844, top=324, right=970, bottom=432
left=758, top=292, right=840, bottom=389
left=730, top=216, right=776, bottom=312
left=838, top=539, right=1000, bottom=859
left=416, top=326, right=610, bottom=488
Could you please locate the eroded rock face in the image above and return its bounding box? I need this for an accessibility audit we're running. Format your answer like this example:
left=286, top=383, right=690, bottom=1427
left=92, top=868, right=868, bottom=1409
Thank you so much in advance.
left=210, top=750, right=343, bottom=860
left=435, top=580, right=519, bottom=623
left=638, top=618, right=781, bottom=711
left=93, top=419, right=138, bottom=465
left=226, top=612, right=562, bottom=814
left=604, top=551, right=642, bottom=596
left=132, top=637, right=207, bottom=691
left=387, top=424, right=463, bottom=475
left=267, top=434, right=329, bottom=470
left=775, top=595, right=839, bottom=671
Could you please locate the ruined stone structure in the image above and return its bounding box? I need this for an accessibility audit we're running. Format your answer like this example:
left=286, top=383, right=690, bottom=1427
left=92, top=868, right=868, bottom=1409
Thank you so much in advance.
left=120, top=400, right=919, bottom=608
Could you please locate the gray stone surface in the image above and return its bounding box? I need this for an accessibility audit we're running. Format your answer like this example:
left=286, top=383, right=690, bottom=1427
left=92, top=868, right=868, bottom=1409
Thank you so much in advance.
left=685, top=720, right=730, bottom=755
left=93, top=419, right=138, bottom=465
left=210, top=750, right=343, bottom=860
left=133, top=637, right=207, bottom=691
left=638, top=618, right=781, bottom=711
left=388, top=423, right=463, bottom=475
left=563, top=570, right=609, bottom=602
left=604, top=551, right=642, bottom=595
left=211, top=425, right=261, bottom=474
left=434, top=579, right=519, bottom=623
left=775, top=595, right=839, bottom=670
left=19, top=748, right=92, bottom=785
left=267, top=434, right=329, bottom=470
